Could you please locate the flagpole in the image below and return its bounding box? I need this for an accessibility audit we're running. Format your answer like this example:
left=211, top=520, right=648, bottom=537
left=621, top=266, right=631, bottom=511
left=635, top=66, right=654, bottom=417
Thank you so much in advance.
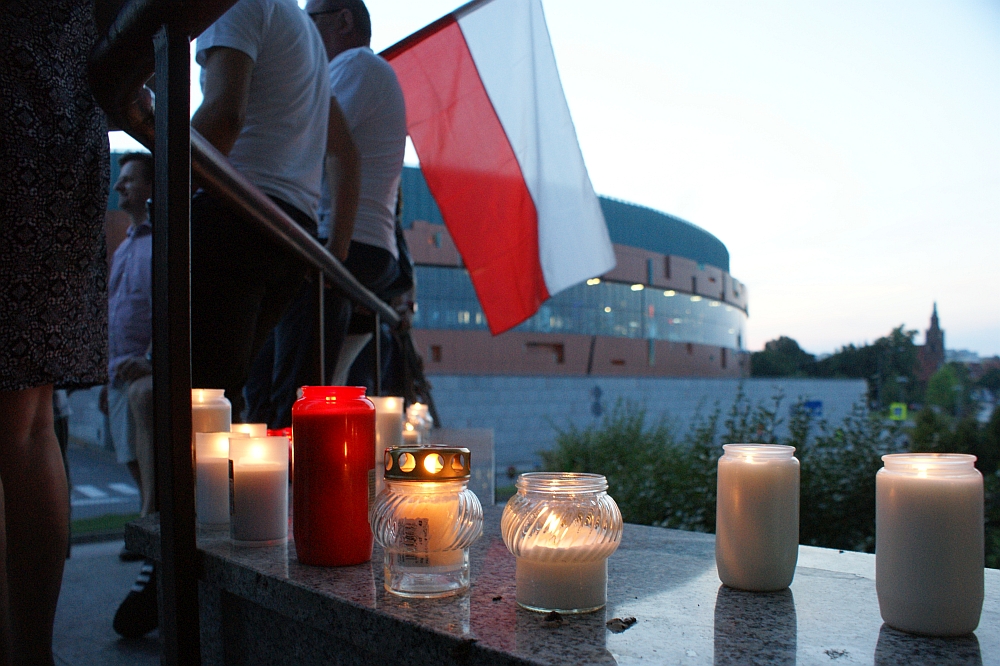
left=378, top=0, right=496, bottom=60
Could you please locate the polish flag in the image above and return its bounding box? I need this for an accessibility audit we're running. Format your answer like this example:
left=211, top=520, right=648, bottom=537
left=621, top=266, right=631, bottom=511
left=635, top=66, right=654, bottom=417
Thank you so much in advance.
left=383, top=0, right=616, bottom=335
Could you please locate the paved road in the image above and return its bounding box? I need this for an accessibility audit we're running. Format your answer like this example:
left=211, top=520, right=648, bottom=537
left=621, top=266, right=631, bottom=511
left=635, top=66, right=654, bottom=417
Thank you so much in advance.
left=67, top=443, right=141, bottom=522
left=55, top=540, right=160, bottom=666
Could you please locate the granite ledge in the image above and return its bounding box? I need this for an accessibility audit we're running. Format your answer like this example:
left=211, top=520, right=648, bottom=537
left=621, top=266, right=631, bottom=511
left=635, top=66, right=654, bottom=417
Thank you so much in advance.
left=126, top=509, right=1000, bottom=665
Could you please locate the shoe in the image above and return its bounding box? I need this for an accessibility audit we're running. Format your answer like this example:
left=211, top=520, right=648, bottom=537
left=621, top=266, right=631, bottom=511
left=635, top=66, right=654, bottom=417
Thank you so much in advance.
left=113, top=560, right=158, bottom=638
left=119, top=546, right=143, bottom=562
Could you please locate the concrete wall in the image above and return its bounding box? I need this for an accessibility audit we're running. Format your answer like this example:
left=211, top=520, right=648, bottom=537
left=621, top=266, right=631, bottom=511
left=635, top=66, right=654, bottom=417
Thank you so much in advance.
left=426, top=376, right=869, bottom=478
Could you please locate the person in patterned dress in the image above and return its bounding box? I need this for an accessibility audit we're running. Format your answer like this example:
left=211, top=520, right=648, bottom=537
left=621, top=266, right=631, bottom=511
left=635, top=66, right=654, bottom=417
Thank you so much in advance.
left=0, top=2, right=111, bottom=663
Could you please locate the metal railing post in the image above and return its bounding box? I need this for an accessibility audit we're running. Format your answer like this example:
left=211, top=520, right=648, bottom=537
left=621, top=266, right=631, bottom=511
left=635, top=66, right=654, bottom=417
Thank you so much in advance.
left=372, top=312, right=382, bottom=397
left=152, top=24, right=201, bottom=666
left=316, top=271, right=325, bottom=384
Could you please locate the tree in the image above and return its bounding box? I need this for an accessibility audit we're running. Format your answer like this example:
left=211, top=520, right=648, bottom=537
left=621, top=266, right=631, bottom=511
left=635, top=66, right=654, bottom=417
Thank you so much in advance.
left=925, top=363, right=975, bottom=417
left=815, top=326, right=919, bottom=409
left=750, top=336, right=816, bottom=377
left=978, top=368, right=1000, bottom=402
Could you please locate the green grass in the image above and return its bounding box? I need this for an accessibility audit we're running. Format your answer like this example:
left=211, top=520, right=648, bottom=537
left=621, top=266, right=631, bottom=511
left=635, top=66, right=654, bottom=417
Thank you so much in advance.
left=495, top=485, right=516, bottom=503
left=71, top=512, right=140, bottom=536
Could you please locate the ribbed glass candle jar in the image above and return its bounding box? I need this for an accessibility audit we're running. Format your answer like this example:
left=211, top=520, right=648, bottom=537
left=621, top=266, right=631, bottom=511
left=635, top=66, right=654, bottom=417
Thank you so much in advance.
left=501, top=473, right=622, bottom=613
left=876, top=453, right=983, bottom=636
left=370, top=447, right=483, bottom=598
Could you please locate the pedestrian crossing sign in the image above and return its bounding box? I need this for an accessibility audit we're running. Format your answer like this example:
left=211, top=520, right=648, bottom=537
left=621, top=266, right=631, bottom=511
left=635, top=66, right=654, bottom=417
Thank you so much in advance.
left=889, top=403, right=907, bottom=421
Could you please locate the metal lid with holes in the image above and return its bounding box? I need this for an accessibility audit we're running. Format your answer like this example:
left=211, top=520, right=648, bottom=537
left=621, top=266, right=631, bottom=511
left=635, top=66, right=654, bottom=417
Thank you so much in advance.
left=384, top=446, right=471, bottom=481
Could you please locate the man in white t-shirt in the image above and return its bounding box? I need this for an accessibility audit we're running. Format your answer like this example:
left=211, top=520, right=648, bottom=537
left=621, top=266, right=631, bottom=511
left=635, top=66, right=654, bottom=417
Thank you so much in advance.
left=245, top=0, right=408, bottom=428
left=185, top=0, right=334, bottom=421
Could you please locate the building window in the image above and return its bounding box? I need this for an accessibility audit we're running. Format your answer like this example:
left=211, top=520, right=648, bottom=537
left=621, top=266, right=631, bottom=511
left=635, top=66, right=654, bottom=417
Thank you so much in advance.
left=691, top=276, right=697, bottom=294
left=526, top=342, right=565, bottom=364
left=432, top=232, right=442, bottom=248
left=610, top=359, right=626, bottom=366
left=721, top=348, right=727, bottom=369
left=431, top=345, right=442, bottom=362
left=664, top=255, right=671, bottom=279
left=686, top=343, right=694, bottom=355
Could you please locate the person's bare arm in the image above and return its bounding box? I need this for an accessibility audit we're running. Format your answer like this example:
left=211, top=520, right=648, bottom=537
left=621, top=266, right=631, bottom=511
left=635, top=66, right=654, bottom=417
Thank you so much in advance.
left=191, top=47, right=254, bottom=156
left=326, top=97, right=360, bottom=262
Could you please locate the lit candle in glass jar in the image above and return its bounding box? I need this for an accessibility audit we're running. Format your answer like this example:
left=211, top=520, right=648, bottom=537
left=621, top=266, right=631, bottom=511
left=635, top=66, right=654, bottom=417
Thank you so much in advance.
left=231, top=422, right=268, bottom=438
left=369, top=396, right=404, bottom=493
left=371, top=447, right=483, bottom=597
left=291, top=386, right=375, bottom=566
left=195, top=431, right=246, bottom=527
left=715, top=444, right=799, bottom=592
left=229, top=436, right=288, bottom=546
left=876, top=453, right=983, bottom=636
left=402, top=422, right=420, bottom=446
left=192, top=389, right=231, bottom=448
left=405, top=402, right=433, bottom=442
left=501, top=473, right=622, bottom=613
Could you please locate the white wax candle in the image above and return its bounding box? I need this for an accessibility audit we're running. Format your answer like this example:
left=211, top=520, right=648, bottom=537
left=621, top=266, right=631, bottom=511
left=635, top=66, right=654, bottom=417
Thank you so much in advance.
left=516, top=554, right=607, bottom=613
left=197, top=458, right=230, bottom=526
left=402, top=424, right=421, bottom=446
left=381, top=480, right=466, bottom=568
left=230, top=459, right=288, bottom=544
left=232, top=423, right=268, bottom=438
left=196, top=431, right=241, bottom=526
left=715, top=444, right=799, bottom=592
left=370, top=397, right=404, bottom=494
left=876, top=453, right=983, bottom=636
left=192, top=389, right=231, bottom=447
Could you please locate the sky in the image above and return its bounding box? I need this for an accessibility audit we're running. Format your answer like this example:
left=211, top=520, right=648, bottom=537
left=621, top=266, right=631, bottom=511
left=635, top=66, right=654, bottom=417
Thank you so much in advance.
left=111, top=0, right=1000, bottom=356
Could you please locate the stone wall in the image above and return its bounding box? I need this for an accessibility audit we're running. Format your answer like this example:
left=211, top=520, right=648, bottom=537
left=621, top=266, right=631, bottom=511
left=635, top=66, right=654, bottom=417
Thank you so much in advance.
left=426, top=376, right=869, bottom=481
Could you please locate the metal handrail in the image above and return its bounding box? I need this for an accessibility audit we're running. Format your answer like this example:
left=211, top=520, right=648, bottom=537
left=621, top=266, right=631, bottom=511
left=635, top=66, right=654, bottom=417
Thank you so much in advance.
left=88, top=0, right=400, bottom=327
left=87, top=3, right=403, bottom=663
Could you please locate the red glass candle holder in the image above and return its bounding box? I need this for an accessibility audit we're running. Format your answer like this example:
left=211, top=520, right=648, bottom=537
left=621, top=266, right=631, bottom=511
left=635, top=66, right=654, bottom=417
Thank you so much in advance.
left=291, top=386, right=376, bottom=566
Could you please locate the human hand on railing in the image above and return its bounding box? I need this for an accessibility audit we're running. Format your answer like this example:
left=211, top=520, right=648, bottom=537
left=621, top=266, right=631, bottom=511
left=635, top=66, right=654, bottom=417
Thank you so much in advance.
left=326, top=235, right=350, bottom=262
left=117, top=356, right=153, bottom=383
left=99, top=385, right=109, bottom=415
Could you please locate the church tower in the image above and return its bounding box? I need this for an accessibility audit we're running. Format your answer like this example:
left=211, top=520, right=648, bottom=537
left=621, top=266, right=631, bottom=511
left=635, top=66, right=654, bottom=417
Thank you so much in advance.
left=917, top=303, right=945, bottom=382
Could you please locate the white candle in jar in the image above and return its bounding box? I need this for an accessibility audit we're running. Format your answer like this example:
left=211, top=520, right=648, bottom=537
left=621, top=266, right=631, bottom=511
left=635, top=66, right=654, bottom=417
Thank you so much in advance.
left=229, top=436, right=288, bottom=545
left=231, top=422, right=268, bottom=438
left=516, top=550, right=607, bottom=613
left=195, top=432, right=243, bottom=526
left=402, top=423, right=421, bottom=446
left=369, top=396, right=404, bottom=494
left=192, top=389, right=231, bottom=447
left=381, top=480, right=467, bottom=568
left=501, top=473, right=622, bottom=614
left=715, top=444, right=799, bottom=592
left=876, top=453, right=983, bottom=636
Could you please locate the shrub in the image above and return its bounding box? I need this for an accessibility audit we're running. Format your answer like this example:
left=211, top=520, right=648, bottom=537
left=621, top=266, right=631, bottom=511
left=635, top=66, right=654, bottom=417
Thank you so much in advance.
left=543, top=390, right=909, bottom=554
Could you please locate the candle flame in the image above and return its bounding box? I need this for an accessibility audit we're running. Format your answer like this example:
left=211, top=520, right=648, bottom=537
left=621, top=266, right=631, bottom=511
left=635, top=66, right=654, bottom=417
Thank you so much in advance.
left=248, top=444, right=266, bottom=461
left=917, top=465, right=928, bottom=478
left=746, top=454, right=755, bottom=464
left=423, top=454, right=444, bottom=474
left=386, top=398, right=397, bottom=409
left=404, top=423, right=414, bottom=432
left=542, top=511, right=561, bottom=533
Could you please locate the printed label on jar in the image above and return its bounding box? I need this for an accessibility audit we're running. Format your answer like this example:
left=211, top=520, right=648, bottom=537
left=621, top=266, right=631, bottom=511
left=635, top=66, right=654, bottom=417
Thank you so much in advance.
left=367, top=468, right=375, bottom=512
left=396, top=517, right=430, bottom=566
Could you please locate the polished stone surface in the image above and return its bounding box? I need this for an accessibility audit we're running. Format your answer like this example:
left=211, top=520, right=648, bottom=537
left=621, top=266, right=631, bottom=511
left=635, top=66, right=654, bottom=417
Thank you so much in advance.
left=129, top=507, right=999, bottom=665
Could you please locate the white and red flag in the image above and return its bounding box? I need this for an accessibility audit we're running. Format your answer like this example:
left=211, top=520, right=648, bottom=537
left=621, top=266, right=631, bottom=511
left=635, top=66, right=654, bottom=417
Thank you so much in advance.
left=383, top=0, right=615, bottom=335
